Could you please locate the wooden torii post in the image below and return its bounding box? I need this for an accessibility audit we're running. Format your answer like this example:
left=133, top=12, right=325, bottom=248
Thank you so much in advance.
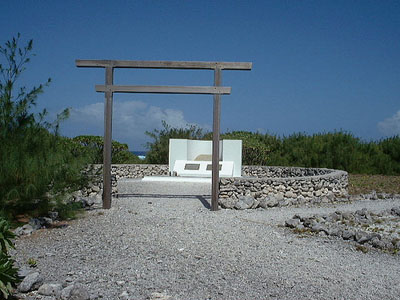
left=76, top=60, right=252, bottom=211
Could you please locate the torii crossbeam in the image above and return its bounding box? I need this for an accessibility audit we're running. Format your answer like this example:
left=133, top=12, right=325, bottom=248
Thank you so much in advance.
left=76, top=59, right=252, bottom=211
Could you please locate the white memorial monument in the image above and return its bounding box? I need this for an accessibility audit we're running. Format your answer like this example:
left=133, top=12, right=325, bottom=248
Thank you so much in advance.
left=169, top=139, right=242, bottom=177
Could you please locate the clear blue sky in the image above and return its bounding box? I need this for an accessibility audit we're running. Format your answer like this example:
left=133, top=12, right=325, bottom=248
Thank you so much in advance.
left=2, top=1, right=399, bottom=151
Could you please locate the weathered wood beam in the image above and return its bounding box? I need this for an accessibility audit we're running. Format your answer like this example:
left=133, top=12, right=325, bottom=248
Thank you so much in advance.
left=103, top=67, right=113, bottom=209
left=95, top=85, right=231, bottom=95
left=76, top=59, right=252, bottom=70
left=211, top=67, right=222, bottom=211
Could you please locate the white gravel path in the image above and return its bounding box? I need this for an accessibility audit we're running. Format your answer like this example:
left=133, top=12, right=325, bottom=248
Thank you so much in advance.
left=14, top=180, right=400, bottom=300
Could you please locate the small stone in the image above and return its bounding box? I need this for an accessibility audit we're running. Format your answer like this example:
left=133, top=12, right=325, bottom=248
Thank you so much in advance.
left=80, top=197, right=96, bottom=208
left=369, top=190, right=378, bottom=200
left=29, top=218, right=42, bottom=230
left=18, top=272, right=43, bottom=292
left=14, top=224, right=35, bottom=236
left=92, top=185, right=100, bottom=193
left=285, top=219, right=300, bottom=228
left=393, top=240, right=400, bottom=249
left=119, top=291, right=129, bottom=300
left=150, top=292, right=171, bottom=300
left=62, top=283, right=90, bottom=300
left=39, top=217, right=53, bottom=227
left=48, top=211, right=59, bottom=220
left=260, top=196, right=279, bottom=208
left=17, top=266, right=33, bottom=279
left=314, top=190, right=322, bottom=197
left=284, top=191, right=296, bottom=198
left=38, top=283, right=63, bottom=296
left=341, top=212, right=353, bottom=220
left=302, top=218, right=315, bottom=228
left=327, top=213, right=341, bottom=222
left=234, top=196, right=255, bottom=210
left=251, top=199, right=260, bottom=209
left=342, top=230, right=355, bottom=240
left=279, top=199, right=290, bottom=207
left=329, top=226, right=343, bottom=237
left=218, top=197, right=237, bottom=209
left=370, top=236, right=383, bottom=248
left=381, top=238, right=395, bottom=251
left=311, top=223, right=328, bottom=234
left=61, top=285, right=74, bottom=299
left=354, top=232, right=373, bottom=244
left=391, top=206, right=400, bottom=216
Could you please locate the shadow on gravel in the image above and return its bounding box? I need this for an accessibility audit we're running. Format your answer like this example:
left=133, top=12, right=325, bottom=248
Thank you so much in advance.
left=116, top=193, right=212, bottom=209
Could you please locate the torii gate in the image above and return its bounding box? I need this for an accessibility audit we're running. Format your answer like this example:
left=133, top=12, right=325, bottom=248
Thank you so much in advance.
left=76, top=60, right=252, bottom=211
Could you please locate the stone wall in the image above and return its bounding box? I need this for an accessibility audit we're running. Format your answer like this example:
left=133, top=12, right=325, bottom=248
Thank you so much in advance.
left=110, top=164, right=169, bottom=179
left=219, top=166, right=348, bottom=209
left=242, top=166, right=334, bottom=178
left=84, top=164, right=169, bottom=196
left=85, top=165, right=348, bottom=209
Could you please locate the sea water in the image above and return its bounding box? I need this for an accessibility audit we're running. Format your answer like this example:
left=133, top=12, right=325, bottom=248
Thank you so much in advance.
left=132, top=151, right=147, bottom=160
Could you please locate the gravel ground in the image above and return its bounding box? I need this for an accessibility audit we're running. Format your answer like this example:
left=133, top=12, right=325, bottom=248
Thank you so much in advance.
left=14, top=179, right=400, bottom=300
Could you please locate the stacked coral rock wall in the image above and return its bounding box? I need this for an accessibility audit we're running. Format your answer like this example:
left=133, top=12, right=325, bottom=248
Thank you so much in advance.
left=219, top=166, right=348, bottom=208
left=84, top=164, right=169, bottom=196
left=85, top=165, right=348, bottom=206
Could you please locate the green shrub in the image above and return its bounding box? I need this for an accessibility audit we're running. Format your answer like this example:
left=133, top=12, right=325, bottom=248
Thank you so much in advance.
left=266, top=131, right=400, bottom=174
left=55, top=201, right=84, bottom=220
left=113, top=150, right=142, bottom=164
left=0, top=220, right=15, bottom=255
left=72, top=135, right=141, bottom=164
left=145, top=121, right=206, bottom=164
left=220, top=131, right=272, bottom=165
left=144, top=121, right=400, bottom=175
left=0, top=34, right=92, bottom=218
left=0, top=218, right=19, bottom=299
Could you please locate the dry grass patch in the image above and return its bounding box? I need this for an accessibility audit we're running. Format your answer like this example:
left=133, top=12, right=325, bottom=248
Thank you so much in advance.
left=348, top=174, right=400, bottom=195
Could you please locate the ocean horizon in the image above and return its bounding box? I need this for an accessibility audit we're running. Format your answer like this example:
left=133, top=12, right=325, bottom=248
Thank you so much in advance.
left=132, top=151, right=147, bottom=160
left=131, top=151, right=147, bottom=156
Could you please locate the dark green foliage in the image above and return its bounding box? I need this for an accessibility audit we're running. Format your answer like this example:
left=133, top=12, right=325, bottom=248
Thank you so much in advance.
left=0, top=34, right=91, bottom=218
left=145, top=121, right=400, bottom=175
left=72, top=135, right=141, bottom=164
left=263, top=132, right=400, bottom=175
left=55, top=201, right=84, bottom=220
left=145, top=121, right=205, bottom=164
left=220, top=131, right=273, bottom=166
left=0, top=220, right=15, bottom=255
left=0, top=218, right=19, bottom=299
left=113, top=150, right=142, bottom=164
left=379, top=136, right=400, bottom=172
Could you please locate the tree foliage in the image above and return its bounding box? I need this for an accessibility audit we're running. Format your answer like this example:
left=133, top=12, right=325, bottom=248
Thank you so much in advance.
left=0, top=218, right=19, bottom=299
left=72, top=135, right=142, bottom=164
left=0, top=34, right=91, bottom=218
left=145, top=121, right=400, bottom=175
left=219, top=131, right=274, bottom=166
left=145, top=121, right=205, bottom=164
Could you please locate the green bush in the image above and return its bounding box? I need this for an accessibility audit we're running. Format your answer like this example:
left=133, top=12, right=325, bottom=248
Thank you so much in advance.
left=72, top=135, right=141, bottom=164
left=0, top=220, right=15, bottom=254
left=113, top=150, right=142, bottom=164
left=265, top=131, right=400, bottom=175
left=0, top=218, right=19, bottom=299
left=144, top=121, right=400, bottom=175
left=0, top=34, right=91, bottom=218
left=145, top=121, right=206, bottom=164
left=220, top=131, right=272, bottom=165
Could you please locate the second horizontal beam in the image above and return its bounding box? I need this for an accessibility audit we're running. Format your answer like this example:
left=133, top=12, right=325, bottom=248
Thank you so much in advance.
left=77, top=59, right=252, bottom=70
left=95, top=85, right=232, bottom=95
